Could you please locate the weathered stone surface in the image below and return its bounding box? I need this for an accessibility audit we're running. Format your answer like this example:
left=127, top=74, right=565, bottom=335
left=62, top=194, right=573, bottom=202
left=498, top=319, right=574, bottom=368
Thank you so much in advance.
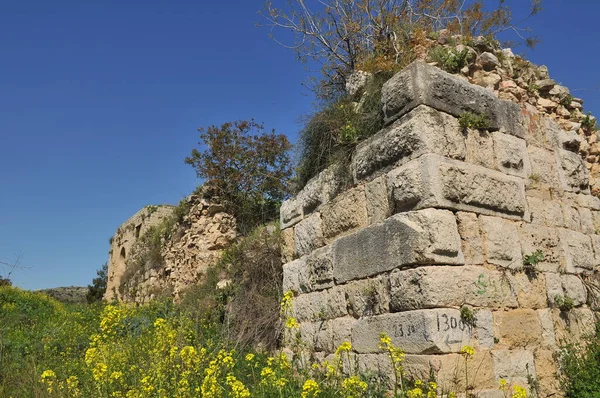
left=364, top=176, right=391, bottom=224
left=480, top=216, right=522, bottom=269
left=493, top=310, right=542, bottom=348
left=456, top=212, right=484, bottom=265
left=332, top=209, right=463, bottom=284
left=388, top=154, right=527, bottom=219
left=346, top=70, right=372, bottom=97
left=294, top=213, right=324, bottom=258
left=352, top=309, right=474, bottom=354
left=381, top=61, right=525, bottom=137
left=527, top=197, right=564, bottom=227
left=491, top=349, right=536, bottom=388
left=476, top=310, right=495, bottom=349
left=320, top=187, right=368, bottom=241
left=558, top=228, right=595, bottom=273
left=280, top=197, right=303, bottom=229
left=307, top=246, right=334, bottom=291
left=344, top=276, right=390, bottom=318
left=534, top=348, right=563, bottom=398
left=492, top=132, right=531, bottom=178
left=353, top=105, right=465, bottom=180
left=562, top=202, right=582, bottom=231
left=280, top=227, right=295, bottom=263
left=537, top=309, right=557, bottom=348
left=512, top=273, right=548, bottom=309
left=560, top=274, right=587, bottom=306
left=527, top=146, right=562, bottom=195
left=552, top=308, right=596, bottom=346
left=389, top=266, right=518, bottom=311
left=282, top=258, right=310, bottom=294
left=518, top=223, right=563, bottom=273
left=292, top=286, right=347, bottom=322
left=557, top=148, right=590, bottom=193
left=465, top=128, right=495, bottom=169
left=578, top=207, right=595, bottom=234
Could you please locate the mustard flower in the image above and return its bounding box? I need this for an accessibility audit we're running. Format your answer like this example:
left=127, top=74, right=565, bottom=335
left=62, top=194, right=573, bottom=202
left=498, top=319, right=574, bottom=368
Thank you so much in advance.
left=342, top=376, right=368, bottom=397
left=285, top=317, right=299, bottom=329
left=301, top=379, right=321, bottom=398
left=460, top=345, right=475, bottom=358
left=512, top=385, right=528, bottom=398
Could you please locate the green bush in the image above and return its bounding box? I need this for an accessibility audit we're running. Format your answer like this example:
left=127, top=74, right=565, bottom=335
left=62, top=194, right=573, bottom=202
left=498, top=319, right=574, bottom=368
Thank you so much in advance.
left=428, top=46, right=473, bottom=74
left=458, top=111, right=492, bottom=131
left=560, top=323, right=600, bottom=397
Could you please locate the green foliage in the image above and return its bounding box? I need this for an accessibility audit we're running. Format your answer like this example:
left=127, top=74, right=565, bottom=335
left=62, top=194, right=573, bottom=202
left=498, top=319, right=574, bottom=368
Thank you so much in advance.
left=560, top=324, right=600, bottom=397
left=523, top=250, right=544, bottom=278
left=460, top=306, right=477, bottom=328
left=428, top=46, right=473, bottom=73
left=581, top=112, right=597, bottom=131
left=185, top=120, right=292, bottom=234
left=554, top=294, right=575, bottom=312
left=560, top=94, right=575, bottom=108
left=296, top=72, right=391, bottom=189
left=458, top=111, right=492, bottom=131
left=86, top=263, right=108, bottom=303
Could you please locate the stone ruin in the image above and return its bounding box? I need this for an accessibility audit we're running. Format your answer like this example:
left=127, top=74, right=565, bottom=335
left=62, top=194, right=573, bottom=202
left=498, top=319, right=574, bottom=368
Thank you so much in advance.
left=105, top=191, right=236, bottom=303
left=280, top=61, right=600, bottom=397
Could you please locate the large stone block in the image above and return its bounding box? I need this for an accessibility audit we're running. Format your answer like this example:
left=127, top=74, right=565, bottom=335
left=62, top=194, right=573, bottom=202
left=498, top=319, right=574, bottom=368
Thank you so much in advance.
left=491, top=349, right=536, bottom=388
left=365, top=175, right=391, bottom=224
left=558, top=228, right=595, bottom=273
left=320, top=186, right=368, bottom=241
left=332, top=209, right=463, bottom=284
left=353, top=105, right=465, bottom=180
left=557, top=148, right=590, bottom=193
left=282, top=258, right=310, bottom=294
left=526, top=196, right=564, bottom=227
left=518, top=223, right=563, bottom=273
left=493, top=310, right=542, bottom=348
left=381, top=61, right=525, bottom=137
left=456, top=212, right=484, bottom=265
left=307, top=246, right=334, bottom=291
left=389, top=266, right=518, bottom=311
left=492, top=131, right=531, bottom=178
left=388, top=154, right=527, bottom=219
left=480, top=216, right=522, bottom=269
left=292, top=286, right=347, bottom=322
left=352, top=309, right=474, bottom=354
left=294, top=213, right=324, bottom=258
left=344, top=275, right=390, bottom=318
left=280, top=227, right=295, bottom=263
left=527, top=146, right=562, bottom=196
left=465, top=128, right=495, bottom=169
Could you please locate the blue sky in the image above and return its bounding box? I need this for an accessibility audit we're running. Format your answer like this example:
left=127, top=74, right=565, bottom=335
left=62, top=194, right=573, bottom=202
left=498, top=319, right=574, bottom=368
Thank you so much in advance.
left=1, top=0, right=599, bottom=290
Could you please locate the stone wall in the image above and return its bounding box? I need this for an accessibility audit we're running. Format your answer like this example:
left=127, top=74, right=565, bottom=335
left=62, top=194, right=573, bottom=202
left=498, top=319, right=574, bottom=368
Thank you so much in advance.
left=105, top=205, right=175, bottom=301
left=280, top=61, right=600, bottom=397
left=105, top=192, right=237, bottom=303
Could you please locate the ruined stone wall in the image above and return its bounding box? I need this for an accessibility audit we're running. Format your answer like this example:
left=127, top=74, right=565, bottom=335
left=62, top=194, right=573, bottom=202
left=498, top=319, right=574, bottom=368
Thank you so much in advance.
left=106, top=192, right=237, bottom=303
left=105, top=205, right=175, bottom=301
left=280, top=61, right=600, bottom=397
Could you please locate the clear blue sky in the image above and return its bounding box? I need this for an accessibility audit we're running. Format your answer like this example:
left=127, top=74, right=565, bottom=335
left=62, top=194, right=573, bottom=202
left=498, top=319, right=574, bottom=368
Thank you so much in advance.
left=1, top=0, right=599, bottom=290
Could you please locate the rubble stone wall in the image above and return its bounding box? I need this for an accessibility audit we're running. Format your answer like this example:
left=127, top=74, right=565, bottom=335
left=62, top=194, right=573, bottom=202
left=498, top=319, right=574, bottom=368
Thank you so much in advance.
left=280, top=61, right=600, bottom=397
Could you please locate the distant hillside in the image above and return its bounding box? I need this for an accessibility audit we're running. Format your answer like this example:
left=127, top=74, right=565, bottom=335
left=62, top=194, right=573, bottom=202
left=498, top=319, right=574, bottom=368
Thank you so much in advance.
left=36, top=286, right=88, bottom=304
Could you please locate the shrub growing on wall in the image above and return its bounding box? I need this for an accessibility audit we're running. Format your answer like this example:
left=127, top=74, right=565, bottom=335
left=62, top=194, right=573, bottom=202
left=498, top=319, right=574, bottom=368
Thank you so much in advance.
left=185, top=120, right=292, bottom=234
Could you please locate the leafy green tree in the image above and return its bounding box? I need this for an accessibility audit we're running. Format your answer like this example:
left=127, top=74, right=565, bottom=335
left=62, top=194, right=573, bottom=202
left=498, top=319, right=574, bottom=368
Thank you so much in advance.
left=185, top=120, right=292, bottom=234
left=86, top=262, right=108, bottom=303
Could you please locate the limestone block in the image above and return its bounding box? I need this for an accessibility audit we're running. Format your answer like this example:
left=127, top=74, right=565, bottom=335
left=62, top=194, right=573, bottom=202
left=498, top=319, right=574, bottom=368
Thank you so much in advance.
left=307, top=246, right=334, bottom=291
left=299, top=321, right=332, bottom=352
left=282, top=258, right=310, bottom=294
left=557, top=148, right=590, bottom=193
left=526, top=197, right=563, bottom=227
left=562, top=203, right=582, bottom=232
left=456, top=212, right=484, bottom=265
left=518, top=223, right=563, bottom=273
left=352, top=105, right=465, bottom=180
left=465, top=128, right=495, bottom=169
left=511, top=273, right=548, bottom=309
left=544, top=273, right=563, bottom=305
left=493, top=310, right=542, bottom=348
left=560, top=274, right=587, bottom=306
left=365, top=176, right=391, bottom=224
left=521, top=104, right=559, bottom=149
left=476, top=310, right=496, bottom=349
left=330, top=317, right=356, bottom=349
left=405, top=352, right=496, bottom=392
left=492, top=132, right=531, bottom=178
left=552, top=308, right=596, bottom=346
left=280, top=197, right=303, bottom=229
left=292, top=286, right=347, bottom=322
left=389, top=266, right=518, bottom=311
left=388, top=154, right=527, bottom=219
left=591, top=234, right=600, bottom=267
left=534, top=348, right=563, bottom=398
left=527, top=146, right=562, bottom=195
left=480, top=216, right=522, bottom=269
left=352, top=309, right=474, bottom=354
left=280, top=227, right=295, bottom=263
left=571, top=192, right=600, bottom=210
left=537, top=309, right=557, bottom=348
left=558, top=228, right=595, bottom=273
left=320, top=186, right=368, bottom=241
left=356, top=353, right=393, bottom=381
left=491, top=349, right=536, bottom=388
left=579, top=207, right=595, bottom=234
left=332, top=209, right=464, bottom=284
left=294, top=213, right=324, bottom=258
left=381, top=61, right=525, bottom=138
left=344, top=275, right=390, bottom=318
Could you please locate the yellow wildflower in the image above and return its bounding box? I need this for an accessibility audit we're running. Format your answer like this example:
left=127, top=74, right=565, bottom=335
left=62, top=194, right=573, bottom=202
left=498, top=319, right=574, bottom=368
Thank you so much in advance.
left=460, top=345, right=475, bottom=358
left=301, top=379, right=321, bottom=398
left=335, top=341, right=352, bottom=355
left=245, top=353, right=255, bottom=362
left=342, top=376, right=368, bottom=397
left=280, top=291, right=294, bottom=314
left=512, top=385, right=528, bottom=398
left=285, top=317, right=299, bottom=329
left=226, top=374, right=251, bottom=398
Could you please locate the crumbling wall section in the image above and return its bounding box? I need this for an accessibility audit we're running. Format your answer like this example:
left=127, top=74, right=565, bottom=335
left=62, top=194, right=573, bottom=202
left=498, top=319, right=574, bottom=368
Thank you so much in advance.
left=280, top=61, right=599, bottom=397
